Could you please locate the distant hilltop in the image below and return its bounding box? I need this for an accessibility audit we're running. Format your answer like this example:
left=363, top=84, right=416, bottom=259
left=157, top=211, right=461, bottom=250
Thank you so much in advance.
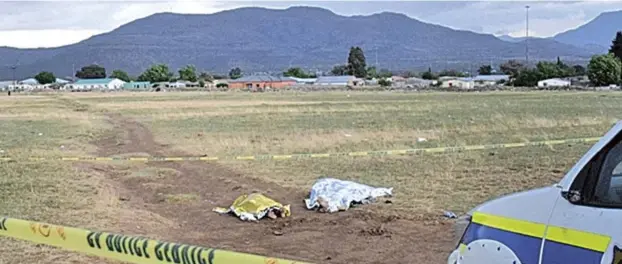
left=1, top=6, right=620, bottom=79
left=496, top=10, right=622, bottom=53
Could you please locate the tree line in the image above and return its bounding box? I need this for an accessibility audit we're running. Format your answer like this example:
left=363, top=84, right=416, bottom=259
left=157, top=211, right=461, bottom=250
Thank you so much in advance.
left=502, top=31, right=621, bottom=87
left=34, top=64, right=232, bottom=86
left=33, top=31, right=622, bottom=88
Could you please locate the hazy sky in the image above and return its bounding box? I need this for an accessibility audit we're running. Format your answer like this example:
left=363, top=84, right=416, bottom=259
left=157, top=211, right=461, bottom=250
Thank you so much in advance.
left=1, top=0, right=621, bottom=48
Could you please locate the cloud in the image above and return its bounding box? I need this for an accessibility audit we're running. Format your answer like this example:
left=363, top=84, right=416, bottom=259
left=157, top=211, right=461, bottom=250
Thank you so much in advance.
left=0, top=0, right=233, bottom=47
left=0, top=0, right=229, bottom=31
left=415, top=1, right=622, bottom=37
left=0, top=1, right=620, bottom=48
left=0, top=29, right=102, bottom=48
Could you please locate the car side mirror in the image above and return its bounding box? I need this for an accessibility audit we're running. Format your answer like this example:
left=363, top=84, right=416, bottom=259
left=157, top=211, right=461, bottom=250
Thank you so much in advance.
left=562, top=190, right=582, bottom=204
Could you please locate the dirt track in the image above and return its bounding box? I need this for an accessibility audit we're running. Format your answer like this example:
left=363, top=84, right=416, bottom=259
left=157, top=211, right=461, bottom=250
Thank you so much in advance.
left=85, top=112, right=454, bottom=264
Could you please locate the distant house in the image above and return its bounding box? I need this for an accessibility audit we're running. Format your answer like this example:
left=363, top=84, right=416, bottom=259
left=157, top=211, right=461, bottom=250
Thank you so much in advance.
left=69, top=78, right=125, bottom=90
left=212, top=79, right=230, bottom=88
left=438, top=76, right=458, bottom=82
left=181, top=81, right=201, bottom=88
left=9, top=77, right=66, bottom=90
left=315, top=76, right=357, bottom=86
left=568, top=75, right=590, bottom=86
left=123, top=81, right=151, bottom=90
left=390, top=76, right=406, bottom=83
left=19, top=78, right=39, bottom=85
left=537, top=78, right=571, bottom=88
left=55, top=78, right=70, bottom=84
left=228, top=75, right=296, bottom=89
left=167, top=81, right=187, bottom=88
left=0, top=80, right=14, bottom=91
left=365, top=78, right=379, bottom=86
left=288, top=77, right=317, bottom=85
left=19, top=77, right=69, bottom=85
left=472, top=75, right=509, bottom=86
left=150, top=82, right=169, bottom=89
left=442, top=78, right=475, bottom=89
left=405, top=77, right=435, bottom=87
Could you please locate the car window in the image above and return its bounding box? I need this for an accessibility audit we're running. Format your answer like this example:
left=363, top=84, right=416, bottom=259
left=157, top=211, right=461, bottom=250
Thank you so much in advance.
left=594, top=141, right=622, bottom=204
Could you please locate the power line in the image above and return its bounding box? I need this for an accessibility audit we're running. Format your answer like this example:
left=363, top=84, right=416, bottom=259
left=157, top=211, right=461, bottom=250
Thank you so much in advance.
left=9, top=65, right=17, bottom=84
left=525, top=5, right=530, bottom=65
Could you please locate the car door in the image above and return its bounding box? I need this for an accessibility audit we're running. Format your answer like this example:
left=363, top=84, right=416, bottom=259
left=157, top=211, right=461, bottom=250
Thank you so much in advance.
left=543, top=131, right=622, bottom=264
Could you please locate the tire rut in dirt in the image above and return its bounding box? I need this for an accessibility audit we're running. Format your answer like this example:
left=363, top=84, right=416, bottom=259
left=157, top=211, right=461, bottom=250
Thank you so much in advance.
left=93, top=113, right=454, bottom=264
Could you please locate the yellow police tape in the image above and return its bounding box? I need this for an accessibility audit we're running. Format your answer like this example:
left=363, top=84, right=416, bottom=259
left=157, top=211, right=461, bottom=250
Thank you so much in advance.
left=0, top=216, right=310, bottom=264
left=0, top=137, right=603, bottom=162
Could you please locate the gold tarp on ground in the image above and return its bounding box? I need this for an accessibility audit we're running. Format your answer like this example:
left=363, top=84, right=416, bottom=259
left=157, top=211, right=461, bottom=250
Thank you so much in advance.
left=213, top=193, right=291, bottom=221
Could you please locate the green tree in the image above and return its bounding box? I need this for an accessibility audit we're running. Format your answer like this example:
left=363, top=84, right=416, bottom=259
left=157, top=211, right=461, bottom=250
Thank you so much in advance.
left=331, top=65, right=348, bottom=76
left=555, top=57, right=575, bottom=77
left=378, top=68, right=393, bottom=78
left=587, top=53, right=622, bottom=86
left=573, top=65, right=587, bottom=76
left=283, top=67, right=310, bottom=78
left=439, top=69, right=467, bottom=77
left=610, top=31, right=622, bottom=61
left=421, top=67, right=437, bottom=80
left=76, top=64, right=106, bottom=79
left=478, top=65, right=493, bottom=75
left=366, top=66, right=378, bottom=79
left=536, top=61, right=564, bottom=79
left=198, top=80, right=206, bottom=88
left=137, top=64, right=173, bottom=83
left=199, top=72, right=214, bottom=82
left=34, top=71, right=56, bottom=85
left=228, top=67, right=242, bottom=79
left=110, top=69, right=131, bottom=82
left=513, top=68, right=543, bottom=87
left=213, top=74, right=227, bottom=80
left=346, top=46, right=367, bottom=78
left=378, top=79, right=392, bottom=87
left=178, top=65, right=198, bottom=82
left=500, top=60, right=525, bottom=77
left=75, top=64, right=106, bottom=79
left=400, top=71, right=418, bottom=78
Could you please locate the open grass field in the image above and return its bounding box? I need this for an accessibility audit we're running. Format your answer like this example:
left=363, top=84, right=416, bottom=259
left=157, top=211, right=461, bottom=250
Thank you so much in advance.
left=1, top=90, right=621, bottom=263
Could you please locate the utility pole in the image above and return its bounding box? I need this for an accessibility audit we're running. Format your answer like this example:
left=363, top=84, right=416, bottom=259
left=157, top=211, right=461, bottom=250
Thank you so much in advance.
left=525, top=5, right=530, bottom=65
left=375, top=44, right=378, bottom=68
left=10, top=65, right=16, bottom=84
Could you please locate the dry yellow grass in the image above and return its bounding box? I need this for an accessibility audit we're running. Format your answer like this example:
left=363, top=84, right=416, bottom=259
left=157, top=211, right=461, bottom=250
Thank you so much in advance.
left=0, top=94, right=175, bottom=264
left=95, top=100, right=330, bottom=110
left=64, top=90, right=622, bottom=217
left=2, top=90, right=621, bottom=263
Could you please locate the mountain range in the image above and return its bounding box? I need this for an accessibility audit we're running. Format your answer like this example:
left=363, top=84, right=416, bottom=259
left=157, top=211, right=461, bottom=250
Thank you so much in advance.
left=495, top=10, right=620, bottom=54
left=0, top=6, right=620, bottom=79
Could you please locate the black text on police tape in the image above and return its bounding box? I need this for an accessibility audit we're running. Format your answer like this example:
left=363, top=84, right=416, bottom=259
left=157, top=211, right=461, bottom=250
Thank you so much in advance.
left=86, top=232, right=215, bottom=264
left=87, top=232, right=150, bottom=258
left=0, top=218, right=7, bottom=231
left=154, top=242, right=215, bottom=264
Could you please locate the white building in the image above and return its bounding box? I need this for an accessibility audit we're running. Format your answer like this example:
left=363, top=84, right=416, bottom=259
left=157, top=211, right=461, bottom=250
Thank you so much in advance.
left=405, top=77, right=435, bottom=87
left=0, top=80, right=14, bottom=91
left=537, top=78, right=571, bottom=88
left=442, top=78, right=475, bottom=89
left=68, top=78, right=126, bottom=91
left=315, top=76, right=356, bottom=86
left=167, top=81, right=187, bottom=88
left=8, top=77, right=67, bottom=90
left=288, top=77, right=317, bottom=85
left=472, top=75, right=510, bottom=86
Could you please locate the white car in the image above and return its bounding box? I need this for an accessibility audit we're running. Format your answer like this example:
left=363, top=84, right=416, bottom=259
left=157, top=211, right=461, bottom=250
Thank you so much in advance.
left=449, top=121, right=622, bottom=264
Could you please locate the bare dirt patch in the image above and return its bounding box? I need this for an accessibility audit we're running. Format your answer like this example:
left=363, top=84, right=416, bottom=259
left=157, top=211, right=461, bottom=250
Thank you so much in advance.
left=87, top=112, right=454, bottom=264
